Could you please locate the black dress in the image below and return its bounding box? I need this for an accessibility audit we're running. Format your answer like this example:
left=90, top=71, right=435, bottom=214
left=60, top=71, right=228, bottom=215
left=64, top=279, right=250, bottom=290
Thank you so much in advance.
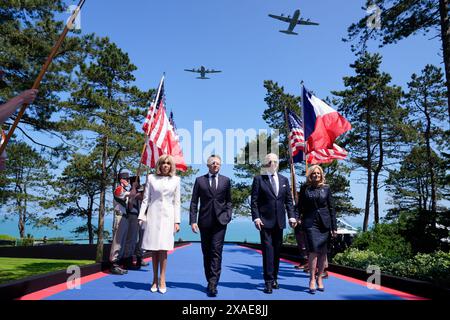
left=297, top=185, right=337, bottom=254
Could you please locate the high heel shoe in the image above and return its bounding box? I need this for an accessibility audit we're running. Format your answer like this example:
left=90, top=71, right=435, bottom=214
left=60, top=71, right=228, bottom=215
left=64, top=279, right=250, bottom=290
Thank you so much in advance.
left=150, top=284, right=158, bottom=293
left=159, top=280, right=167, bottom=294
left=316, top=277, right=325, bottom=292
left=158, top=286, right=167, bottom=294
left=308, top=279, right=316, bottom=294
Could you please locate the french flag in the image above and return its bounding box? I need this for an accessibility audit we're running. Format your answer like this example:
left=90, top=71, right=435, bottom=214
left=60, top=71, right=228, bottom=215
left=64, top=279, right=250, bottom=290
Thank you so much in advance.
left=302, top=86, right=351, bottom=153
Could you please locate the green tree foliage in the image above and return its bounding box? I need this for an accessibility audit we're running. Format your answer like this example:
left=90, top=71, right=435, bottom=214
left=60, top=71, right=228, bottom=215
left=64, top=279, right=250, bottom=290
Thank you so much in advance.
left=401, top=64, right=448, bottom=213
left=350, top=223, right=413, bottom=259
left=0, top=141, right=56, bottom=237
left=0, top=0, right=93, bottom=144
left=321, top=161, right=361, bottom=217
left=386, top=147, right=447, bottom=214
left=333, top=53, right=406, bottom=230
left=232, top=82, right=357, bottom=219
left=41, top=152, right=103, bottom=244
left=344, top=0, right=450, bottom=122
left=59, top=37, right=151, bottom=262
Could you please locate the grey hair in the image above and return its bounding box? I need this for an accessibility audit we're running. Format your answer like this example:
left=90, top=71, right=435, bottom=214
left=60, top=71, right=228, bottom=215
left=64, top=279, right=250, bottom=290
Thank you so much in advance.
left=264, top=153, right=279, bottom=165
left=207, top=154, right=222, bottom=165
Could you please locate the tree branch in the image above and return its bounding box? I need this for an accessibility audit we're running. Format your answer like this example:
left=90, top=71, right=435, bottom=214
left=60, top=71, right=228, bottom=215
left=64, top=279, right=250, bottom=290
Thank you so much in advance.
left=106, top=147, right=123, bottom=172
left=5, top=123, right=58, bottom=151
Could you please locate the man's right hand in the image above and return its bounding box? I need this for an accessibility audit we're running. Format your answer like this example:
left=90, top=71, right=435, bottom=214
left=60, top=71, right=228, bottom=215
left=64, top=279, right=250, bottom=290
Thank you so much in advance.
left=19, top=89, right=38, bottom=104
left=191, top=223, right=199, bottom=234
left=254, top=219, right=264, bottom=231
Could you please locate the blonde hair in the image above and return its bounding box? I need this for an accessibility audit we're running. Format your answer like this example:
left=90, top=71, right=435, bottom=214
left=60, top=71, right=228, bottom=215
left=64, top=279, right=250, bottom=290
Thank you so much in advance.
left=306, top=165, right=326, bottom=186
left=156, top=155, right=176, bottom=177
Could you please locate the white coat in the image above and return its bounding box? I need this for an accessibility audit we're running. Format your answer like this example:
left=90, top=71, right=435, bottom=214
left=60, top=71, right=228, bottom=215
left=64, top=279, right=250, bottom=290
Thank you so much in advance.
left=138, top=174, right=181, bottom=251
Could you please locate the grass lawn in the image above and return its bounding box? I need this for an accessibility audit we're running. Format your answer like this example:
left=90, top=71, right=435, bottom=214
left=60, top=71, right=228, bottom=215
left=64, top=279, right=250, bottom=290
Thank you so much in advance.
left=0, top=257, right=95, bottom=284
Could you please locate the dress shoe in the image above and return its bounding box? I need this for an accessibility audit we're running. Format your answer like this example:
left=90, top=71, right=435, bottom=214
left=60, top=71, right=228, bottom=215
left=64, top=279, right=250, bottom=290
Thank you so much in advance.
left=317, top=277, right=325, bottom=292
left=207, top=283, right=217, bottom=297
left=123, top=257, right=140, bottom=270
left=308, top=279, right=316, bottom=294
left=263, top=282, right=273, bottom=294
left=139, top=258, right=149, bottom=267
left=315, top=271, right=328, bottom=279
left=158, top=287, right=167, bottom=294
left=294, top=262, right=308, bottom=270
left=272, top=280, right=279, bottom=289
left=110, top=264, right=126, bottom=275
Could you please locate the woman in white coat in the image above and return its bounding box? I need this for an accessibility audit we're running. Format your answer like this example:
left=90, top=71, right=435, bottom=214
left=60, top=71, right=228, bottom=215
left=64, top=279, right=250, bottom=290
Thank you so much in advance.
left=138, top=155, right=181, bottom=293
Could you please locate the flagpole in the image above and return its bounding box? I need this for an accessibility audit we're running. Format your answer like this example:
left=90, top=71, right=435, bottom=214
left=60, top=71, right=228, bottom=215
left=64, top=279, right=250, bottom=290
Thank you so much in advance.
left=137, top=73, right=165, bottom=178
left=0, top=0, right=87, bottom=155
left=283, top=106, right=298, bottom=205
left=300, top=83, right=308, bottom=179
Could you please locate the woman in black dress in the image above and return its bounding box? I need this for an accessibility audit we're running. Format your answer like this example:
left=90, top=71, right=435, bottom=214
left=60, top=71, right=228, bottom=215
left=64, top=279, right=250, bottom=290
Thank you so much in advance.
left=297, top=165, right=337, bottom=294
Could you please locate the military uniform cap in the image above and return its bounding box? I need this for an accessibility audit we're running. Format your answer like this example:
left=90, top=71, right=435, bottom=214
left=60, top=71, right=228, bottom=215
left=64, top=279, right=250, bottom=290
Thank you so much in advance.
left=118, top=172, right=130, bottom=180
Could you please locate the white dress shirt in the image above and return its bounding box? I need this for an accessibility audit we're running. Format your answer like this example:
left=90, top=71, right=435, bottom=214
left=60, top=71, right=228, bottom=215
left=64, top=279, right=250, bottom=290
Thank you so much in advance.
left=253, top=172, right=296, bottom=224
left=208, top=172, right=219, bottom=189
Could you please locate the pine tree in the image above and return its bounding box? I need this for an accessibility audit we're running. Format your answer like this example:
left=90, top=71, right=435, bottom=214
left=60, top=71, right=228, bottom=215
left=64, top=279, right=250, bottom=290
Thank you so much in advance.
left=345, top=0, right=450, bottom=122
left=59, top=37, right=151, bottom=262
left=232, top=81, right=358, bottom=218
left=0, top=1, right=92, bottom=136
left=333, top=53, right=405, bottom=230
left=42, top=152, right=103, bottom=244
left=403, top=64, right=448, bottom=213
left=0, top=141, right=56, bottom=237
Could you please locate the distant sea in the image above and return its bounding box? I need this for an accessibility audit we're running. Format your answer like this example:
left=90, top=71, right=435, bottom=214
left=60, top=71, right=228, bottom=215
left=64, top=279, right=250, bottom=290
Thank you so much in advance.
left=0, top=214, right=263, bottom=244
left=0, top=213, right=364, bottom=244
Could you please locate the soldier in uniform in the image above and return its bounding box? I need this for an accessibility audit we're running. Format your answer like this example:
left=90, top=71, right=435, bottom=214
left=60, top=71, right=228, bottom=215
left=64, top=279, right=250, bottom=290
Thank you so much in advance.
left=109, top=172, right=132, bottom=275
left=134, top=182, right=149, bottom=268
left=122, top=176, right=148, bottom=270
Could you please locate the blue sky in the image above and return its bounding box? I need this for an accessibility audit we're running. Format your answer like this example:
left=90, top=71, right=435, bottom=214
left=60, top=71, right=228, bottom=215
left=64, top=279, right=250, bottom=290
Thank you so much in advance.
left=1, top=0, right=444, bottom=236
left=75, top=0, right=442, bottom=224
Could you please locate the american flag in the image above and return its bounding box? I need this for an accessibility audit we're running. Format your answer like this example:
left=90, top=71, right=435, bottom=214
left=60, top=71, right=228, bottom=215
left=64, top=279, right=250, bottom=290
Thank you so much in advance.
left=142, top=80, right=165, bottom=135
left=286, top=108, right=348, bottom=164
left=167, top=112, right=187, bottom=171
left=306, top=144, right=348, bottom=164
left=141, top=77, right=166, bottom=168
left=287, top=108, right=305, bottom=163
left=141, top=77, right=187, bottom=171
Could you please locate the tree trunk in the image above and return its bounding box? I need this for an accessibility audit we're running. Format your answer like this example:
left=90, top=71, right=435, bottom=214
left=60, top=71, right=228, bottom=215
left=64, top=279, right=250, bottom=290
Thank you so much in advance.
left=363, top=112, right=372, bottom=232
left=17, top=182, right=26, bottom=238
left=18, top=208, right=25, bottom=238
left=96, top=136, right=108, bottom=263
left=373, top=129, right=383, bottom=225
left=439, top=0, right=450, bottom=122
left=417, top=177, right=423, bottom=211
left=424, top=97, right=437, bottom=213
left=87, top=195, right=94, bottom=245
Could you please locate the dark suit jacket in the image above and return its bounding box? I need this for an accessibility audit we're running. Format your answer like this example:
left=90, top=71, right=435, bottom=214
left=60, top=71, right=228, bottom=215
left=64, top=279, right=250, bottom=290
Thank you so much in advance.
left=297, top=184, right=337, bottom=231
left=250, top=173, right=296, bottom=229
left=189, top=174, right=232, bottom=228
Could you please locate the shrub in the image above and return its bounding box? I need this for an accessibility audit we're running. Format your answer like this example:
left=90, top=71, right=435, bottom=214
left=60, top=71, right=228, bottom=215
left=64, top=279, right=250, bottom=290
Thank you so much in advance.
left=351, top=223, right=412, bottom=260
left=333, top=248, right=390, bottom=269
left=333, top=249, right=450, bottom=287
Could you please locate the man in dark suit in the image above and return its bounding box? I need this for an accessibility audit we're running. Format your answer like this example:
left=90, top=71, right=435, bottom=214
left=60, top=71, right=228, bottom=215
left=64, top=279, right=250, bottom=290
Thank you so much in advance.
left=190, top=155, right=232, bottom=297
left=251, top=153, right=297, bottom=294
